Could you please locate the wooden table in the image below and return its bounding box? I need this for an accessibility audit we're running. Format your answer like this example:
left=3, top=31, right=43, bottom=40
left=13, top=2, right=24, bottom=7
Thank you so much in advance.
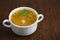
left=0, top=0, right=60, bottom=40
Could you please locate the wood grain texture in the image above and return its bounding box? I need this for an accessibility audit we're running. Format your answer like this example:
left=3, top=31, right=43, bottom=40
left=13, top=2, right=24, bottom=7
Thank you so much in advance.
left=0, top=0, right=60, bottom=40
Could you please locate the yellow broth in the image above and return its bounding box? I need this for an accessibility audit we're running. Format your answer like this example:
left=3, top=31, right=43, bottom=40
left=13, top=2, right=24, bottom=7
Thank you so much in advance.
left=11, top=10, right=37, bottom=26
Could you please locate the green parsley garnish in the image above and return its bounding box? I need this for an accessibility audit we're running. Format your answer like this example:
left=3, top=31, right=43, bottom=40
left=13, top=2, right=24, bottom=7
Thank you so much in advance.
left=19, top=9, right=28, bottom=16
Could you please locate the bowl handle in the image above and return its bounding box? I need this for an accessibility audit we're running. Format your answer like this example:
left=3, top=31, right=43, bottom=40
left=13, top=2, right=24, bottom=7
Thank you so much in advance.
left=37, top=14, right=44, bottom=23
left=2, top=19, right=12, bottom=28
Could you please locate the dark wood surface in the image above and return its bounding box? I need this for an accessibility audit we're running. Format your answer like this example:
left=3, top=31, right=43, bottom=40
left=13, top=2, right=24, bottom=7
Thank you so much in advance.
left=0, top=0, right=60, bottom=40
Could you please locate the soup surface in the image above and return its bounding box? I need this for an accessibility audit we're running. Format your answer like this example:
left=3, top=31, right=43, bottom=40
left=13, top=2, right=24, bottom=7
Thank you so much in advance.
left=11, top=9, right=37, bottom=26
